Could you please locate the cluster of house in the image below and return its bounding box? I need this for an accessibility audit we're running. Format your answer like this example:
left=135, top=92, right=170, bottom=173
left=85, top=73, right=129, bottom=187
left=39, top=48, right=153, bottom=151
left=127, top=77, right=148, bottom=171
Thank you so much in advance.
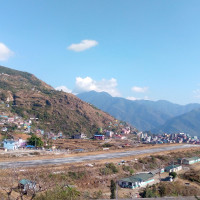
left=72, top=126, right=132, bottom=141
left=0, top=114, right=33, bottom=133
left=36, top=130, right=63, bottom=140
left=139, top=132, right=200, bottom=144
left=119, top=156, right=200, bottom=189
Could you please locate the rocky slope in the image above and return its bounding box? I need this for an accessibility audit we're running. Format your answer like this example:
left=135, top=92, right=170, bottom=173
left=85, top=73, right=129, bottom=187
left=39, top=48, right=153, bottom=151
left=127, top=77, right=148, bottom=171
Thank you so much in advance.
left=0, top=66, right=124, bottom=136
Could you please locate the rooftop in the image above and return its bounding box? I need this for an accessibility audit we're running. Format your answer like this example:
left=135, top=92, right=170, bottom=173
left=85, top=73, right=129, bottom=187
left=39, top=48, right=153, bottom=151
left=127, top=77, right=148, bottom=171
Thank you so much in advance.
left=165, top=165, right=181, bottom=171
left=19, top=179, right=34, bottom=185
left=120, top=173, right=154, bottom=183
left=184, top=157, right=200, bottom=161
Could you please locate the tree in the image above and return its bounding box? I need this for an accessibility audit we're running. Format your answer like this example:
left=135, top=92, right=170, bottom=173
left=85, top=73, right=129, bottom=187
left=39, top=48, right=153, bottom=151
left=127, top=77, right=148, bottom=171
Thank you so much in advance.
left=169, top=172, right=177, bottom=179
left=110, top=180, right=116, bottom=199
left=27, top=135, right=43, bottom=147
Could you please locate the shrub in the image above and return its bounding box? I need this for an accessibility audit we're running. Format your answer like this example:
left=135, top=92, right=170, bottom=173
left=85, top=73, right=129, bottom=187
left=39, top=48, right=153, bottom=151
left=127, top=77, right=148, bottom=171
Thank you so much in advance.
left=93, top=190, right=103, bottom=199
left=68, top=171, right=85, bottom=180
left=99, top=167, right=112, bottom=175
left=102, top=143, right=112, bottom=147
left=140, top=185, right=157, bottom=198
left=169, top=172, right=177, bottom=179
left=106, top=163, right=119, bottom=173
left=35, top=186, right=80, bottom=200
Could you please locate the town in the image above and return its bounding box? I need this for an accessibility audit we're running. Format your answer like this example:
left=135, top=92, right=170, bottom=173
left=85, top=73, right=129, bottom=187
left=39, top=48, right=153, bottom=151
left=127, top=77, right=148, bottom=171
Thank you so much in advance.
left=0, top=107, right=200, bottom=151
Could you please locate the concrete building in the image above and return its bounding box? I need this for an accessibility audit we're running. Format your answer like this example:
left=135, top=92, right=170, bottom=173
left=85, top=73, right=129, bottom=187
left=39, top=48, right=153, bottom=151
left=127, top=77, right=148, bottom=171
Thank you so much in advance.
left=3, top=140, right=18, bottom=150
left=94, top=134, right=105, bottom=140
left=165, top=165, right=182, bottom=172
left=73, top=133, right=87, bottom=139
left=18, top=179, right=36, bottom=193
left=106, top=131, right=114, bottom=138
left=181, top=157, right=200, bottom=165
left=119, top=173, right=154, bottom=189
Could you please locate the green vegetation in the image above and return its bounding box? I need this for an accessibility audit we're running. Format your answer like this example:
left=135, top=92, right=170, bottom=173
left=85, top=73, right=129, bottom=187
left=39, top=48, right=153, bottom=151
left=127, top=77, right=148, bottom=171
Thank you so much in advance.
left=106, top=163, right=119, bottom=173
left=102, top=143, right=113, bottom=147
left=169, top=172, right=177, bottom=179
left=100, top=163, right=119, bottom=175
left=68, top=171, right=85, bottom=180
left=110, top=180, right=116, bottom=199
left=35, top=186, right=81, bottom=200
left=140, top=185, right=157, bottom=198
left=140, top=181, right=200, bottom=198
left=27, top=134, right=43, bottom=147
left=122, top=165, right=134, bottom=175
left=92, top=190, right=103, bottom=199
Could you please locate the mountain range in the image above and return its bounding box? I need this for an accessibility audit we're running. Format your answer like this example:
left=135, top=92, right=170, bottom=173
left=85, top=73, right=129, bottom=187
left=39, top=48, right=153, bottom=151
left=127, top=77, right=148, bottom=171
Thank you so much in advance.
left=77, top=91, right=200, bottom=136
left=0, top=66, right=125, bottom=136
left=1, top=65, right=199, bottom=137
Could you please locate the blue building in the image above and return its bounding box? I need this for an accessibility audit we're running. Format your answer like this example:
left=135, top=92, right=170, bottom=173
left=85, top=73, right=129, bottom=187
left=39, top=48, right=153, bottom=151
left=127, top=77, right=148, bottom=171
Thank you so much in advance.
left=3, top=140, right=18, bottom=150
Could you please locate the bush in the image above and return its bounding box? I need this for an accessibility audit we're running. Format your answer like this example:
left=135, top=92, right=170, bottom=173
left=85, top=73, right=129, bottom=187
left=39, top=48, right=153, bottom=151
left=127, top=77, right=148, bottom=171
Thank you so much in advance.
left=92, top=190, right=103, bottom=199
left=102, top=143, right=112, bottom=147
left=100, top=163, right=119, bottom=175
left=30, top=152, right=40, bottom=156
left=35, top=186, right=80, bottom=200
left=68, top=171, right=85, bottom=180
left=122, top=165, right=130, bottom=171
left=140, top=185, right=157, bottom=198
left=169, top=172, right=177, bottom=179
left=100, top=167, right=112, bottom=175
left=106, top=163, right=119, bottom=173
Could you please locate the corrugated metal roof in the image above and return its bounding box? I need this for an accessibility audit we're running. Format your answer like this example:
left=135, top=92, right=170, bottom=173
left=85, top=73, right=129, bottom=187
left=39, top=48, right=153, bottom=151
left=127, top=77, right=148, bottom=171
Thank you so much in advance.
left=165, top=165, right=181, bottom=171
left=120, top=173, right=154, bottom=183
left=185, top=157, right=200, bottom=161
left=19, top=179, right=33, bottom=185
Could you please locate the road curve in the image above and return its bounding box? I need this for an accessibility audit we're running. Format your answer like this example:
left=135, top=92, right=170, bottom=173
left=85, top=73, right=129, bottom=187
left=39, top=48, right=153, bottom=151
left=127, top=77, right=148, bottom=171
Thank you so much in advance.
left=0, top=144, right=198, bottom=169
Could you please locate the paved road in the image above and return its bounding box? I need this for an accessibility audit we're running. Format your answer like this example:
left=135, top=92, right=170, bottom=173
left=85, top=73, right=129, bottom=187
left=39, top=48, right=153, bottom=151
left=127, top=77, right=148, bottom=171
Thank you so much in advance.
left=0, top=144, right=198, bottom=169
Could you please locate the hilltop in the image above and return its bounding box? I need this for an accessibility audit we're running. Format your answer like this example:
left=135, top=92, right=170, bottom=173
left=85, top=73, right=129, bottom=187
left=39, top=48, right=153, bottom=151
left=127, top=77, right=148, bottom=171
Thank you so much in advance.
left=0, top=66, right=125, bottom=136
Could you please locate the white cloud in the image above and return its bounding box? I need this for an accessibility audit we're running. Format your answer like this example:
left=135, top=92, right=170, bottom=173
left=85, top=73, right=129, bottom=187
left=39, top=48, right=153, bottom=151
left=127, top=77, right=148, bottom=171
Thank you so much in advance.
left=126, top=96, right=139, bottom=101
left=67, top=40, right=98, bottom=52
left=193, top=89, right=200, bottom=99
left=0, top=43, right=13, bottom=61
left=73, top=77, right=121, bottom=97
left=131, top=86, right=148, bottom=93
left=55, top=86, right=72, bottom=93
left=127, top=96, right=149, bottom=101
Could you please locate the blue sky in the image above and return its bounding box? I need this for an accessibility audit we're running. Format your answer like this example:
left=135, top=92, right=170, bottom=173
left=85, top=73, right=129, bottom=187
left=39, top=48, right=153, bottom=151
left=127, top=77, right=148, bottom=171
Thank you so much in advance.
left=0, top=0, right=200, bottom=104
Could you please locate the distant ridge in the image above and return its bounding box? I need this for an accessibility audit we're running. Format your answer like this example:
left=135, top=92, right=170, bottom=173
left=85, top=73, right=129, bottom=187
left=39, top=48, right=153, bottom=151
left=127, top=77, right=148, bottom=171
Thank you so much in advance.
left=152, top=108, right=200, bottom=136
left=77, top=91, right=200, bottom=136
